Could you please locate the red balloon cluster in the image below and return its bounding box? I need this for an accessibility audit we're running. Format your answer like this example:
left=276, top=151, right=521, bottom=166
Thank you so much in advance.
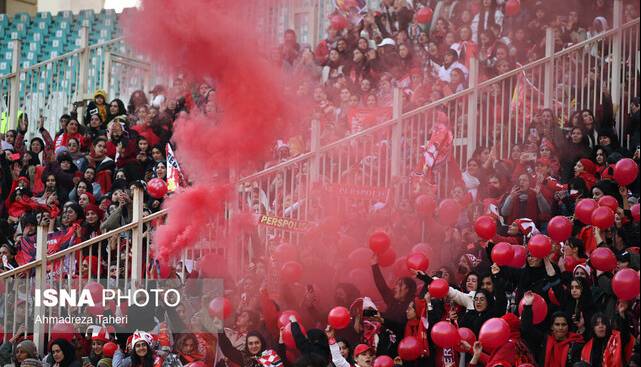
left=612, top=268, right=640, bottom=300
left=428, top=278, right=449, bottom=298
left=208, top=297, right=232, bottom=319
left=327, top=306, right=351, bottom=330
left=147, top=178, right=168, bottom=199
left=575, top=198, right=598, bottom=224
left=406, top=252, right=429, bottom=272
left=457, top=327, right=476, bottom=351
left=590, top=247, right=617, bottom=272
left=613, top=158, right=638, bottom=185
left=518, top=293, right=548, bottom=324
left=591, top=206, right=615, bottom=229
left=528, top=234, right=552, bottom=258
left=479, top=318, right=510, bottom=349
left=415, top=7, right=433, bottom=24
left=280, top=261, right=303, bottom=283
left=474, top=215, right=497, bottom=240
left=431, top=321, right=460, bottom=348
left=547, top=216, right=572, bottom=242
left=491, top=242, right=514, bottom=266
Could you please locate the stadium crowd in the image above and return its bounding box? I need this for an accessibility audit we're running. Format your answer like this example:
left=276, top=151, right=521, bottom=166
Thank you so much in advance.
left=0, top=0, right=641, bottom=367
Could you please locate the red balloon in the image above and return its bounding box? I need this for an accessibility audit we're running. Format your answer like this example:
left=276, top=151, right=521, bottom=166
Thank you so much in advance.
left=612, top=268, right=641, bottom=300
left=457, top=327, right=476, bottom=351
left=208, top=297, right=232, bottom=319
left=428, top=278, right=449, bottom=298
left=397, top=336, right=421, bottom=361
left=327, top=306, right=351, bottom=330
left=373, top=356, right=394, bottom=367
left=430, top=321, right=460, bottom=348
left=393, top=257, right=413, bottom=278
left=632, top=203, right=640, bottom=222
left=547, top=216, right=572, bottom=242
left=411, top=243, right=432, bottom=256
left=406, top=252, right=429, bottom=272
left=378, top=247, right=396, bottom=267
left=415, top=194, right=436, bottom=217
left=575, top=198, right=598, bottom=225
left=509, top=245, right=527, bottom=268
left=278, top=310, right=302, bottom=329
left=598, top=195, right=620, bottom=211
left=505, top=0, right=521, bottom=16
left=415, top=7, right=433, bottom=24
left=474, top=215, right=497, bottom=240
left=591, top=206, right=615, bottom=229
left=273, top=243, right=298, bottom=263
left=282, top=322, right=306, bottom=350
left=528, top=234, right=552, bottom=258
left=590, top=247, right=617, bottom=272
left=614, top=158, right=639, bottom=186
left=518, top=293, right=548, bottom=324
left=369, top=231, right=391, bottom=254
left=478, top=318, right=510, bottom=349
left=437, top=199, right=461, bottom=226
left=491, top=242, right=515, bottom=266
left=147, top=178, right=168, bottom=199
left=280, top=261, right=303, bottom=283
left=330, top=14, right=348, bottom=30
left=348, top=248, right=374, bottom=269
left=562, top=256, right=580, bottom=273
left=83, top=281, right=104, bottom=304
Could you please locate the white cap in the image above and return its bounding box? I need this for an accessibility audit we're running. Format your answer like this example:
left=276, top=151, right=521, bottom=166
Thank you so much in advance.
left=377, top=38, right=396, bottom=47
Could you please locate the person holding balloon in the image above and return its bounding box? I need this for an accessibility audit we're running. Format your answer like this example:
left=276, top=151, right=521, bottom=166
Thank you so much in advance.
left=520, top=291, right=584, bottom=367
left=326, top=325, right=375, bottom=367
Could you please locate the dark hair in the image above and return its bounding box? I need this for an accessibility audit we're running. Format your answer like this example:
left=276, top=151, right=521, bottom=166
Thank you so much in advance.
left=335, top=338, right=354, bottom=364
left=49, top=339, right=76, bottom=367
left=462, top=271, right=480, bottom=292
left=92, top=137, right=108, bottom=146
left=129, top=341, right=154, bottom=367
left=474, top=288, right=495, bottom=311
left=551, top=311, right=570, bottom=324
left=567, top=238, right=586, bottom=258
left=245, top=331, right=266, bottom=356
left=398, top=276, right=417, bottom=301
left=590, top=312, right=612, bottom=338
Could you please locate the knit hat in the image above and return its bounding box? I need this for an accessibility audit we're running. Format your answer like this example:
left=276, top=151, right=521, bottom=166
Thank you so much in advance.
left=573, top=263, right=591, bottom=276
left=579, top=158, right=596, bottom=174
left=84, top=203, right=104, bottom=221
left=131, top=330, right=153, bottom=349
left=94, top=90, right=108, bottom=100
left=15, top=340, right=37, bottom=359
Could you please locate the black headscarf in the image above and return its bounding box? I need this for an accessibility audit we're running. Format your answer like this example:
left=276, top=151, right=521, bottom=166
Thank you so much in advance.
left=49, top=339, right=77, bottom=367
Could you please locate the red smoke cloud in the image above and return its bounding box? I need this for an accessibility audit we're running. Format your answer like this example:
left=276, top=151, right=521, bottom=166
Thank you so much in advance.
left=122, top=0, right=296, bottom=260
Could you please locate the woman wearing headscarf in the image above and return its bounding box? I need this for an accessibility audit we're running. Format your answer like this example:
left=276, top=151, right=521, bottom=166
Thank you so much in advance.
left=580, top=311, right=634, bottom=367
left=574, top=158, right=598, bottom=190
left=217, top=329, right=283, bottom=367
left=85, top=90, right=109, bottom=124
left=561, top=127, right=592, bottom=181
left=0, top=339, right=39, bottom=367
left=46, top=339, right=81, bottom=367
left=106, top=99, right=127, bottom=125
left=113, top=331, right=163, bottom=367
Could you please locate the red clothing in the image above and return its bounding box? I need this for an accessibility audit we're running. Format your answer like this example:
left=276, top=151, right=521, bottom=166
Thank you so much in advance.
left=580, top=331, right=630, bottom=367
left=578, top=226, right=598, bottom=255
left=545, top=333, right=583, bottom=367
left=131, top=124, right=161, bottom=147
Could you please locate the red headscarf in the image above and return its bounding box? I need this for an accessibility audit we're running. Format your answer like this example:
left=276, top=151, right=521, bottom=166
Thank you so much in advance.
left=404, top=298, right=429, bottom=357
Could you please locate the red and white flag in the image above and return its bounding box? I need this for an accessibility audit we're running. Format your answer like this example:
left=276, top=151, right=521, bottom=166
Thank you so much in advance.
left=166, top=143, right=183, bottom=193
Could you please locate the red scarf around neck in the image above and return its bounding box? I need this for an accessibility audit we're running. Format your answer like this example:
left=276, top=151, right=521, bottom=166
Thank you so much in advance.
left=545, top=333, right=583, bottom=367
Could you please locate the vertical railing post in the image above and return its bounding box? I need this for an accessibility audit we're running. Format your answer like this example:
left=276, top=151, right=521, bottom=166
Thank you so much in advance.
left=466, top=57, right=479, bottom=161
left=33, top=224, right=48, bottom=353
left=610, top=0, right=623, bottom=136
left=77, top=26, right=90, bottom=124
left=228, top=157, right=240, bottom=281
left=390, top=88, right=403, bottom=178
left=310, top=119, right=321, bottom=183
left=8, top=36, right=21, bottom=131
left=543, top=28, right=555, bottom=108
left=102, top=52, right=112, bottom=96
left=130, top=187, right=144, bottom=284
